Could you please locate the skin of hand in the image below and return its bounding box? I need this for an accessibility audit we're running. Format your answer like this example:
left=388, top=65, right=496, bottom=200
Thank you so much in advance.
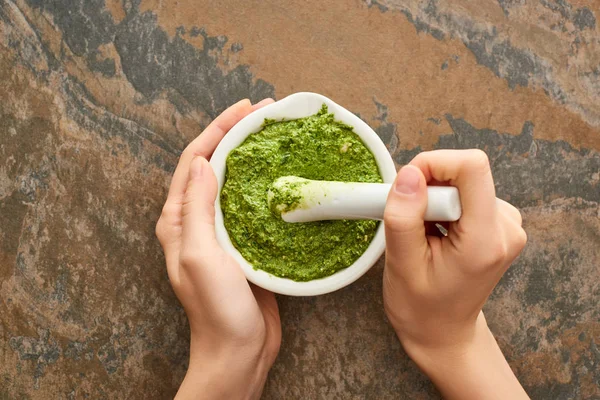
left=383, top=150, right=530, bottom=400
left=156, top=99, right=281, bottom=400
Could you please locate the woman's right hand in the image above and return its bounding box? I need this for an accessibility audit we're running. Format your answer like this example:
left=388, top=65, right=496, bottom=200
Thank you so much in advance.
left=383, top=149, right=529, bottom=400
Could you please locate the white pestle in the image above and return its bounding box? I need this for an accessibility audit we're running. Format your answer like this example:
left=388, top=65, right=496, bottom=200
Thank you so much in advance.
left=268, top=176, right=462, bottom=223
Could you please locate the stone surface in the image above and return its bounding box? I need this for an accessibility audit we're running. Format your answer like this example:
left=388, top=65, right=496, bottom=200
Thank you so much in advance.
left=0, top=0, right=599, bottom=398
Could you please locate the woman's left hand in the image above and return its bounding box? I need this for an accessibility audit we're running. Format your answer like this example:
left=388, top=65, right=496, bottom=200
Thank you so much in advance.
left=156, top=99, right=281, bottom=400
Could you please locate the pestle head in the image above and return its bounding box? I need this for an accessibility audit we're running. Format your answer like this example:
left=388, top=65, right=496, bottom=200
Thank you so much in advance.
left=267, top=176, right=311, bottom=216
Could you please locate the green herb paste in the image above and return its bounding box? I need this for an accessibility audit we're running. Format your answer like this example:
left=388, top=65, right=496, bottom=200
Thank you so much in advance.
left=221, top=105, right=382, bottom=281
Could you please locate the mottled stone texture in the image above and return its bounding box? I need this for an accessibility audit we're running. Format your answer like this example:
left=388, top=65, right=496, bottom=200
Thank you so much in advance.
left=0, top=0, right=598, bottom=398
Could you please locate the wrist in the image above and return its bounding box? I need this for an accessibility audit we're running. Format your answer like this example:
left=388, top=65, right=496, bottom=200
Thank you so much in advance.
left=176, top=335, right=271, bottom=400
left=397, top=314, right=486, bottom=375
left=398, top=313, right=529, bottom=400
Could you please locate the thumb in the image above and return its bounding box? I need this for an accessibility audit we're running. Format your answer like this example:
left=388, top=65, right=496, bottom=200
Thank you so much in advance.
left=384, top=165, right=429, bottom=275
left=181, top=156, right=220, bottom=266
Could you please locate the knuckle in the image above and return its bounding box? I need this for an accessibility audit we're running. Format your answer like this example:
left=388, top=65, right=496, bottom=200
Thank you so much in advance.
left=384, top=210, right=416, bottom=228
left=179, top=248, right=202, bottom=270
left=514, top=208, right=523, bottom=225
left=383, top=209, right=398, bottom=226
left=410, top=150, right=436, bottom=168
left=410, top=151, right=427, bottom=163
left=505, top=202, right=523, bottom=224
left=515, top=228, right=528, bottom=250
left=180, top=247, right=217, bottom=271
left=384, top=213, right=423, bottom=237
left=468, top=149, right=491, bottom=171
left=156, top=204, right=180, bottom=239
left=155, top=218, right=165, bottom=242
left=182, top=184, right=195, bottom=207
left=383, top=209, right=399, bottom=227
left=161, top=203, right=180, bottom=221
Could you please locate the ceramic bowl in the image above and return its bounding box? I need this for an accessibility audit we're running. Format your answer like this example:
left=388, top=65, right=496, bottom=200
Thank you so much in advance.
left=210, top=92, right=396, bottom=296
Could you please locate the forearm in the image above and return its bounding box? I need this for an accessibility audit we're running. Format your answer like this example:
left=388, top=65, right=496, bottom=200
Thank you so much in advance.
left=402, top=317, right=529, bottom=400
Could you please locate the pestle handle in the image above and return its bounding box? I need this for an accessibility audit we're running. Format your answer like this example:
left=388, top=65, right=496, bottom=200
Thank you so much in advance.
left=279, top=180, right=462, bottom=223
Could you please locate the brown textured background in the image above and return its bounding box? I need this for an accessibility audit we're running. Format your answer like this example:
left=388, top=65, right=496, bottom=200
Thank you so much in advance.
left=1, top=0, right=599, bottom=399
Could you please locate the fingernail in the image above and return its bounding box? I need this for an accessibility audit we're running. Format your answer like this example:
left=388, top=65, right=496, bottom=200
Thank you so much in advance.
left=251, top=98, right=274, bottom=111
left=256, top=98, right=274, bottom=106
left=394, top=166, right=420, bottom=194
left=190, top=156, right=205, bottom=180
left=236, top=98, right=251, bottom=108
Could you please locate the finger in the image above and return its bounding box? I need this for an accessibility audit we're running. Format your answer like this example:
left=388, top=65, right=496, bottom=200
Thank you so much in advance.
left=496, top=198, right=522, bottom=226
left=156, top=215, right=182, bottom=286
left=250, top=285, right=281, bottom=335
left=180, top=156, right=221, bottom=267
left=250, top=284, right=281, bottom=362
left=166, top=99, right=254, bottom=207
left=250, top=284, right=278, bottom=309
left=251, top=98, right=275, bottom=111
left=410, top=150, right=497, bottom=236
left=384, top=165, right=430, bottom=279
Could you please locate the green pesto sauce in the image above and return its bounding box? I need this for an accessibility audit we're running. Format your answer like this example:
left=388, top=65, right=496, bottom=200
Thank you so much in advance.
left=267, top=177, right=309, bottom=214
left=220, top=105, right=382, bottom=281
